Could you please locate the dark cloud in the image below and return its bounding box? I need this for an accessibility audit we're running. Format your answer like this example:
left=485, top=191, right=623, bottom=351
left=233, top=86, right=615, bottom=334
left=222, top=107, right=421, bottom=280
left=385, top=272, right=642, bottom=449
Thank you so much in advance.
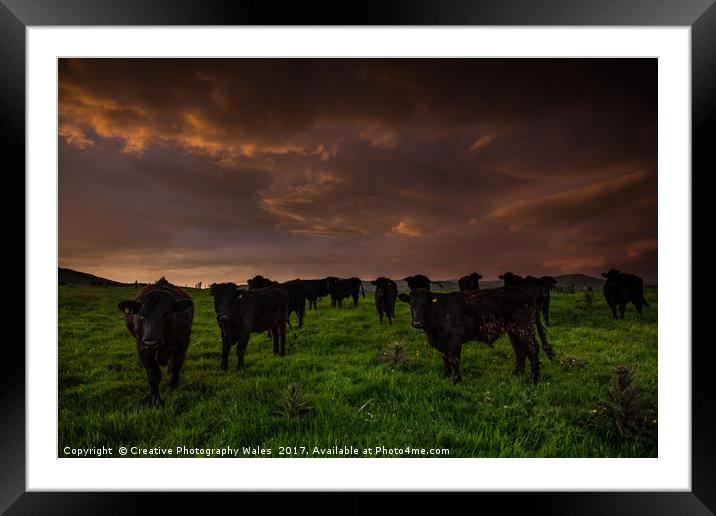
left=58, top=58, right=657, bottom=285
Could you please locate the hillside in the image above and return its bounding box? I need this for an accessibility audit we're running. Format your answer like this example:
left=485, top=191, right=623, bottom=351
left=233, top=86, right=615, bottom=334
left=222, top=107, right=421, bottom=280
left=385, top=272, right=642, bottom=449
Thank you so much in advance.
left=58, top=268, right=126, bottom=286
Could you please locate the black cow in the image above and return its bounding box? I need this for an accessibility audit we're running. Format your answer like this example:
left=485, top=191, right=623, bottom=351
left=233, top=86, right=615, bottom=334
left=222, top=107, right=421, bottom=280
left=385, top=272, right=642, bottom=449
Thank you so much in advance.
left=458, top=272, right=482, bottom=292
left=210, top=282, right=289, bottom=369
left=601, top=269, right=649, bottom=319
left=247, top=274, right=275, bottom=290
left=399, top=287, right=552, bottom=384
left=371, top=277, right=398, bottom=324
left=247, top=275, right=306, bottom=327
left=117, top=277, right=194, bottom=406
left=327, top=276, right=365, bottom=308
left=403, top=274, right=443, bottom=291
left=499, top=272, right=555, bottom=326
left=299, top=279, right=331, bottom=310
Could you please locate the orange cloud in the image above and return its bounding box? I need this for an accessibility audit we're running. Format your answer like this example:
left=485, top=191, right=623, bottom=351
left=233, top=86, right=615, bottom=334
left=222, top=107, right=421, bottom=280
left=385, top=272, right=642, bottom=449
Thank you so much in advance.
left=627, top=238, right=657, bottom=257
left=391, top=220, right=422, bottom=237
left=543, top=256, right=607, bottom=272
left=489, top=170, right=653, bottom=225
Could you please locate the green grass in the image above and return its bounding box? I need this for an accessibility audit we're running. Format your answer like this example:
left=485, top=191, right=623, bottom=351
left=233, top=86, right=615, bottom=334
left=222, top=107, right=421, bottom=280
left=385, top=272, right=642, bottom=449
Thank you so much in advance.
left=58, top=285, right=657, bottom=458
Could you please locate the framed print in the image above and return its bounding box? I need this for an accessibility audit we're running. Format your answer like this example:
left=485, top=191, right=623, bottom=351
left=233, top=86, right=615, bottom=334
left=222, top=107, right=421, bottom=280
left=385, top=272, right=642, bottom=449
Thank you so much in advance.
left=3, top=0, right=712, bottom=513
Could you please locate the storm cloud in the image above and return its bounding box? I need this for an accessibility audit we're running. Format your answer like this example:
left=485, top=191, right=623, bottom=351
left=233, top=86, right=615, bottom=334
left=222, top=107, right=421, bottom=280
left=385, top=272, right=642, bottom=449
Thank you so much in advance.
left=59, top=58, right=657, bottom=285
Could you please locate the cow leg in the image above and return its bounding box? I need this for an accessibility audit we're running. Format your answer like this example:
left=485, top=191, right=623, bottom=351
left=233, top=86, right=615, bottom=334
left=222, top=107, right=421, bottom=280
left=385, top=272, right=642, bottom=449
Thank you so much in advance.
left=353, top=293, right=359, bottom=307
left=139, top=351, right=162, bottom=406
left=508, top=333, right=526, bottom=376
left=619, top=302, right=626, bottom=319
left=377, top=306, right=384, bottom=324
left=220, top=340, right=231, bottom=370
left=271, top=325, right=280, bottom=355
left=608, top=302, right=618, bottom=319
left=279, top=322, right=287, bottom=356
left=442, top=354, right=452, bottom=377
left=236, top=332, right=249, bottom=370
left=447, top=339, right=462, bottom=384
left=298, top=303, right=305, bottom=328
left=527, top=335, right=541, bottom=385
left=168, top=346, right=187, bottom=389
left=633, top=299, right=643, bottom=315
left=543, top=300, right=550, bottom=326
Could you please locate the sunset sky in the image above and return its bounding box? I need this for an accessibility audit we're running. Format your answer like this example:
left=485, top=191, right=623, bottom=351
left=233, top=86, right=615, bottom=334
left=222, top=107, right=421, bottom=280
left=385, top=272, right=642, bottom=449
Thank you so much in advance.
left=59, top=58, right=657, bottom=285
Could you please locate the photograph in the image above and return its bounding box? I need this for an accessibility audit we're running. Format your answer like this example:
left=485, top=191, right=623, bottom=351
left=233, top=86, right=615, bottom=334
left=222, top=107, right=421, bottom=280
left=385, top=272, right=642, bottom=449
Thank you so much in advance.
left=57, top=57, right=658, bottom=459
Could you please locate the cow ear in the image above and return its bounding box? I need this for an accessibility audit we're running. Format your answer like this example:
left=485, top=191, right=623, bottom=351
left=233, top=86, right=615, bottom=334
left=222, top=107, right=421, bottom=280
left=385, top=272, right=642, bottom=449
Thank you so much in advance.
left=174, top=299, right=193, bottom=312
left=498, top=274, right=505, bottom=279
left=118, top=300, right=140, bottom=314
left=398, top=293, right=410, bottom=303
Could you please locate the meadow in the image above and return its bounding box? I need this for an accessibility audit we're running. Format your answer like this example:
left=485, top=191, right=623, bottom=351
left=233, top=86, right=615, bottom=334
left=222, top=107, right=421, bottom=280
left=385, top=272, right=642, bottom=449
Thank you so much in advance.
left=58, top=284, right=657, bottom=458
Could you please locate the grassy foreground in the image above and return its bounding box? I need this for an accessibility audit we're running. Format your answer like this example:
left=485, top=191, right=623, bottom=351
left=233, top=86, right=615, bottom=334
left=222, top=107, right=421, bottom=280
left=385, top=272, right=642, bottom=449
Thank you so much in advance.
left=58, top=285, right=657, bottom=458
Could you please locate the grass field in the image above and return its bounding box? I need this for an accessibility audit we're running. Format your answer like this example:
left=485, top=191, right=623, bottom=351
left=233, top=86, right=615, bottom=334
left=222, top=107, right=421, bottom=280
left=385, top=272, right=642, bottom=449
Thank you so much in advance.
left=58, top=284, right=657, bottom=458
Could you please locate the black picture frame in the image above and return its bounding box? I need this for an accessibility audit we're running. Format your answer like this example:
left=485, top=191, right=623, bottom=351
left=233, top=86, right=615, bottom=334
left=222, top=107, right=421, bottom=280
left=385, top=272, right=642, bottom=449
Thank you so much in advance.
left=2, top=0, right=711, bottom=513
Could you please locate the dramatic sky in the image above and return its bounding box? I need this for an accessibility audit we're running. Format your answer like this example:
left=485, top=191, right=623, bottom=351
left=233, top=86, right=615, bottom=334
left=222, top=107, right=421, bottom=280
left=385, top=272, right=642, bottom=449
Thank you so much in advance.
left=58, top=58, right=657, bottom=285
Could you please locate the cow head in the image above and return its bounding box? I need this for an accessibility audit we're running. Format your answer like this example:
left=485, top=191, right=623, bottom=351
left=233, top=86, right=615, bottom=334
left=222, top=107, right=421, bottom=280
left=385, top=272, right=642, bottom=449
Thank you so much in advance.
left=601, top=269, right=621, bottom=281
left=247, top=275, right=274, bottom=290
left=325, top=276, right=340, bottom=289
left=210, top=282, right=244, bottom=342
left=539, top=276, right=557, bottom=290
left=118, top=291, right=193, bottom=351
left=398, top=288, right=437, bottom=329
left=499, top=272, right=521, bottom=285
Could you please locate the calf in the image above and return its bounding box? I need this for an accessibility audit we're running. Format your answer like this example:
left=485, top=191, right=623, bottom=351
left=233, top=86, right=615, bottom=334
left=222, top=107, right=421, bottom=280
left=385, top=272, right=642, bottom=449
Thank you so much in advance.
left=247, top=275, right=306, bottom=327
left=403, top=274, right=443, bottom=291
left=327, top=276, right=365, bottom=308
left=601, top=269, right=649, bottom=319
left=210, top=282, right=289, bottom=369
left=371, top=277, right=398, bottom=324
left=458, top=272, right=482, bottom=292
left=300, top=279, right=331, bottom=309
left=117, top=277, right=194, bottom=406
left=499, top=272, right=555, bottom=326
left=399, top=287, right=552, bottom=384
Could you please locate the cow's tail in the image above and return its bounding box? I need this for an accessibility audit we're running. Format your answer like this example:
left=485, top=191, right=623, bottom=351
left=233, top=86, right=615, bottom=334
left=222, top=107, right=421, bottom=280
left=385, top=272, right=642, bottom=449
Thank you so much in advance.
left=360, top=281, right=365, bottom=298
left=642, top=294, right=650, bottom=308
left=431, top=280, right=444, bottom=288
left=535, top=310, right=554, bottom=361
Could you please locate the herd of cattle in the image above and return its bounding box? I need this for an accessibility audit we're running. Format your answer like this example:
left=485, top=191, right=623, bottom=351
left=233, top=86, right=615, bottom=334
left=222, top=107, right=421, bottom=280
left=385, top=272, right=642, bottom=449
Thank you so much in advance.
left=116, top=269, right=649, bottom=405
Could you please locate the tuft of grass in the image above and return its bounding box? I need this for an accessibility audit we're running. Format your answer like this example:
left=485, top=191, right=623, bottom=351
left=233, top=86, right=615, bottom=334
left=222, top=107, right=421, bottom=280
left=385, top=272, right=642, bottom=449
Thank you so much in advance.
left=275, top=383, right=312, bottom=419
left=594, top=365, right=655, bottom=441
left=377, top=340, right=410, bottom=366
left=583, top=288, right=594, bottom=309
left=560, top=355, right=588, bottom=370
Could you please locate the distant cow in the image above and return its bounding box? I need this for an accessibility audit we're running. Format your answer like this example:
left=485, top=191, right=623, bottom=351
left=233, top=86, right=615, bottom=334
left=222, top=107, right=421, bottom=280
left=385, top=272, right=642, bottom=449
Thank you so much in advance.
left=601, top=269, right=649, bottom=319
left=247, top=274, right=275, bottom=290
left=327, top=276, right=365, bottom=308
left=117, top=277, right=194, bottom=406
left=399, top=287, right=552, bottom=384
left=247, top=275, right=306, bottom=327
left=499, top=272, right=555, bottom=326
left=458, top=272, right=482, bottom=292
left=403, top=274, right=443, bottom=291
left=299, top=279, right=331, bottom=310
left=210, top=282, right=289, bottom=369
left=371, top=277, right=398, bottom=324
